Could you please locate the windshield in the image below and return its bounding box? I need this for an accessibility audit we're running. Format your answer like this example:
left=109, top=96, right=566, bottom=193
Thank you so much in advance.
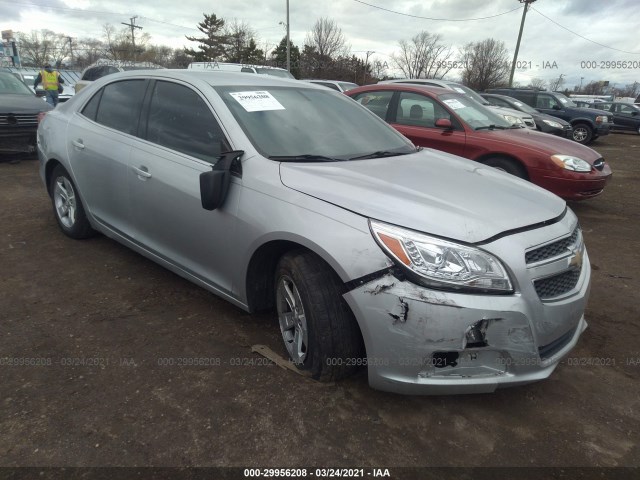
left=445, top=83, right=490, bottom=105
left=338, top=82, right=358, bottom=91
left=255, top=68, right=295, bottom=79
left=0, top=72, right=34, bottom=95
left=216, top=86, right=415, bottom=159
left=439, top=93, right=512, bottom=130
left=505, top=98, right=538, bottom=114
left=554, top=92, right=577, bottom=108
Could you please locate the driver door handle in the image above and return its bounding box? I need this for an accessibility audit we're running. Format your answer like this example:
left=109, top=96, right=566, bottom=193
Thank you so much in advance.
left=71, top=139, right=85, bottom=150
left=133, top=166, right=152, bottom=179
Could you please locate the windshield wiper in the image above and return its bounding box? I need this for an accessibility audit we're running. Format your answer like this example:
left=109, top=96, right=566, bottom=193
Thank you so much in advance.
left=268, top=154, right=341, bottom=162
left=475, top=125, right=509, bottom=131
left=349, top=150, right=411, bottom=160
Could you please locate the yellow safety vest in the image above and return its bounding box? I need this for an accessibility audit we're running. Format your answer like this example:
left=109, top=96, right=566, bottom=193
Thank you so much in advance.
left=41, top=70, right=59, bottom=90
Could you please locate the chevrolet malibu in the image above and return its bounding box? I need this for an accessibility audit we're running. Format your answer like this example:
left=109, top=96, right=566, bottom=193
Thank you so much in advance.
left=347, top=84, right=612, bottom=200
left=38, top=70, right=590, bottom=394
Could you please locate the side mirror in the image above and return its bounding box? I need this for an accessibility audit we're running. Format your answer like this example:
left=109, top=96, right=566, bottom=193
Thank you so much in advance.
left=200, top=150, right=244, bottom=211
left=552, top=104, right=561, bottom=110
left=631, top=111, right=638, bottom=116
left=435, top=118, right=453, bottom=130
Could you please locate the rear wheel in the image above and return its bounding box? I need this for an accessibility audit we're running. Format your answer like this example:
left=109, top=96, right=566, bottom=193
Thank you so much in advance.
left=275, top=250, right=364, bottom=381
left=482, top=156, right=527, bottom=179
left=572, top=123, right=593, bottom=144
left=49, top=165, right=95, bottom=239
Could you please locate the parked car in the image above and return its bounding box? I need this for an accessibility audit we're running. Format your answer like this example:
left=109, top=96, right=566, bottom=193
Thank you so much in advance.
left=188, top=62, right=295, bottom=79
left=486, top=88, right=613, bottom=144
left=481, top=93, right=573, bottom=138
left=39, top=70, right=592, bottom=394
left=74, top=59, right=164, bottom=94
left=0, top=71, right=52, bottom=154
left=379, top=79, right=537, bottom=130
left=302, top=79, right=359, bottom=92
left=587, top=102, right=640, bottom=134
left=347, top=83, right=611, bottom=200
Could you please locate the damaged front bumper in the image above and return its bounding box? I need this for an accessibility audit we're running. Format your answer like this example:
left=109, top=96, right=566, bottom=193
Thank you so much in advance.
left=343, top=226, right=591, bottom=395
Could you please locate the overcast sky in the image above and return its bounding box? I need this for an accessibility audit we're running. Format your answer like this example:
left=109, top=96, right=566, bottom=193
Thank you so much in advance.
left=2, top=0, right=639, bottom=88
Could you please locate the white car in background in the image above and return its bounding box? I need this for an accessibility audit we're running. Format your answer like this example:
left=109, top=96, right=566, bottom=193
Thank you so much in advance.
left=302, top=79, right=359, bottom=92
left=74, top=59, right=164, bottom=94
left=380, top=79, right=536, bottom=129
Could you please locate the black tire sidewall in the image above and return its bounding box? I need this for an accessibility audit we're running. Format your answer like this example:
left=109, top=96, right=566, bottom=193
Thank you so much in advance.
left=572, top=123, right=593, bottom=144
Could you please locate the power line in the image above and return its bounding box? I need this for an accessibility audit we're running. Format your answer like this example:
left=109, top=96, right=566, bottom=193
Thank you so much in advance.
left=531, top=6, right=640, bottom=55
left=351, top=0, right=522, bottom=21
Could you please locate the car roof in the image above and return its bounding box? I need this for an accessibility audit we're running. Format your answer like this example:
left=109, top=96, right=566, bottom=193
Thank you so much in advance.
left=91, top=69, right=305, bottom=88
left=351, top=83, right=453, bottom=96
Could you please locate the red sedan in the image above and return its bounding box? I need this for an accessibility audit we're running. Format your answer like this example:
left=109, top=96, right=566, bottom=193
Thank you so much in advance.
left=346, top=84, right=612, bottom=200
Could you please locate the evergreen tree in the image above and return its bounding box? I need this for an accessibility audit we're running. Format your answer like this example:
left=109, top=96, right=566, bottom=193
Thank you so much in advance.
left=184, top=13, right=227, bottom=61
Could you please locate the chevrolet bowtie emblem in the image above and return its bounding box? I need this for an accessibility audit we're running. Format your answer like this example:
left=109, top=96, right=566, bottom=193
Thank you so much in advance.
left=569, top=248, right=583, bottom=269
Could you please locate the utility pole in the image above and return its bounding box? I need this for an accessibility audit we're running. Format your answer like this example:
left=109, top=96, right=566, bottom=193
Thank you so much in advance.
left=67, top=36, right=74, bottom=64
left=364, top=50, right=374, bottom=85
left=509, top=0, right=537, bottom=87
left=286, top=0, right=291, bottom=72
left=121, top=16, right=142, bottom=62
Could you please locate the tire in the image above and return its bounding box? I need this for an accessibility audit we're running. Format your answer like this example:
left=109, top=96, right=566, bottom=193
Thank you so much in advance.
left=274, top=250, right=364, bottom=381
left=49, top=165, right=95, bottom=239
left=482, top=156, right=528, bottom=179
left=572, top=123, right=593, bottom=144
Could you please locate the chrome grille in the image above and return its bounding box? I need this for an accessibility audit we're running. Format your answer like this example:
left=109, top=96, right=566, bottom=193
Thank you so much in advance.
left=534, top=268, right=581, bottom=300
left=526, top=227, right=580, bottom=264
left=0, top=113, right=39, bottom=126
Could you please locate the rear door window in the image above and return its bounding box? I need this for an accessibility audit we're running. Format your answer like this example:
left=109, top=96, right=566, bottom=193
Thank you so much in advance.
left=94, top=80, right=147, bottom=135
left=350, top=90, right=394, bottom=120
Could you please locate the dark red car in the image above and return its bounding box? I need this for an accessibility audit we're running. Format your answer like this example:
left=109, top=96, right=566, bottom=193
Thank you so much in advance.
left=346, top=84, right=612, bottom=200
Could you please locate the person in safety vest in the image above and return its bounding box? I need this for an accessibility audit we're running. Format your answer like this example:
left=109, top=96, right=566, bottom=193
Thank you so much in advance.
left=34, top=64, right=65, bottom=107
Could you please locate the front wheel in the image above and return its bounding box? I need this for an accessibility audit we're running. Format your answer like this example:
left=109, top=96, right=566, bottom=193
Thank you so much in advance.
left=275, top=250, right=364, bottom=381
left=49, top=165, right=95, bottom=239
left=572, top=123, right=593, bottom=144
left=482, top=156, right=528, bottom=179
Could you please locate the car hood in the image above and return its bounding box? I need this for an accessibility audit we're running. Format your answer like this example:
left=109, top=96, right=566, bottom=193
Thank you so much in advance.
left=0, top=94, right=52, bottom=113
left=489, top=105, right=533, bottom=120
left=531, top=112, right=571, bottom=126
left=471, top=128, right=602, bottom=163
left=279, top=149, right=565, bottom=243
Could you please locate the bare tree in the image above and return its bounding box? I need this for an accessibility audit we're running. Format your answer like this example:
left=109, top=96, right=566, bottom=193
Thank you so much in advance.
left=305, top=18, right=348, bottom=60
left=548, top=74, right=565, bottom=92
left=528, top=77, right=546, bottom=90
left=16, top=29, right=70, bottom=67
left=391, top=32, right=454, bottom=79
left=583, top=80, right=604, bottom=95
left=459, top=38, right=510, bottom=91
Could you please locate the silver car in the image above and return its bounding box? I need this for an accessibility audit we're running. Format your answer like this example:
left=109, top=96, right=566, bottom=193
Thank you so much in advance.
left=38, top=70, right=590, bottom=394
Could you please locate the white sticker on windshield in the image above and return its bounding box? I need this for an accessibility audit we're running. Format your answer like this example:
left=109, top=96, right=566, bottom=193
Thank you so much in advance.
left=229, top=91, right=285, bottom=112
left=514, top=101, right=524, bottom=107
left=559, top=98, right=568, bottom=104
left=443, top=98, right=466, bottom=110
left=453, top=87, right=466, bottom=94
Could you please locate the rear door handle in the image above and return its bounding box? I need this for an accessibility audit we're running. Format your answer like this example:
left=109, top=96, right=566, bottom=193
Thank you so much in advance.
left=71, top=139, right=84, bottom=150
left=133, top=166, right=152, bottom=179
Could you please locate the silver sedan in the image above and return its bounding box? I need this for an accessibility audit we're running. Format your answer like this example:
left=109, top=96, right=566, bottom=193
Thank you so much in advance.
left=38, top=70, right=590, bottom=394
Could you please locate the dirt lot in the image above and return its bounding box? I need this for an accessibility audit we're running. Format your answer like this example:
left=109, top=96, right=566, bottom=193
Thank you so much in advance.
left=1, top=133, right=639, bottom=475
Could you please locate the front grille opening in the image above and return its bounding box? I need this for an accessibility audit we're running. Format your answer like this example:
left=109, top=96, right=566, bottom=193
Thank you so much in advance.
left=526, top=227, right=579, bottom=264
left=534, top=268, right=581, bottom=300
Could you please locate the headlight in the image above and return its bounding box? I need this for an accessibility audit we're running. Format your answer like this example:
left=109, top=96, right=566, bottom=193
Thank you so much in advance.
left=542, top=119, right=563, bottom=129
left=551, top=154, right=592, bottom=172
left=503, top=115, right=524, bottom=126
left=595, top=115, right=608, bottom=124
left=370, top=220, right=513, bottom=293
